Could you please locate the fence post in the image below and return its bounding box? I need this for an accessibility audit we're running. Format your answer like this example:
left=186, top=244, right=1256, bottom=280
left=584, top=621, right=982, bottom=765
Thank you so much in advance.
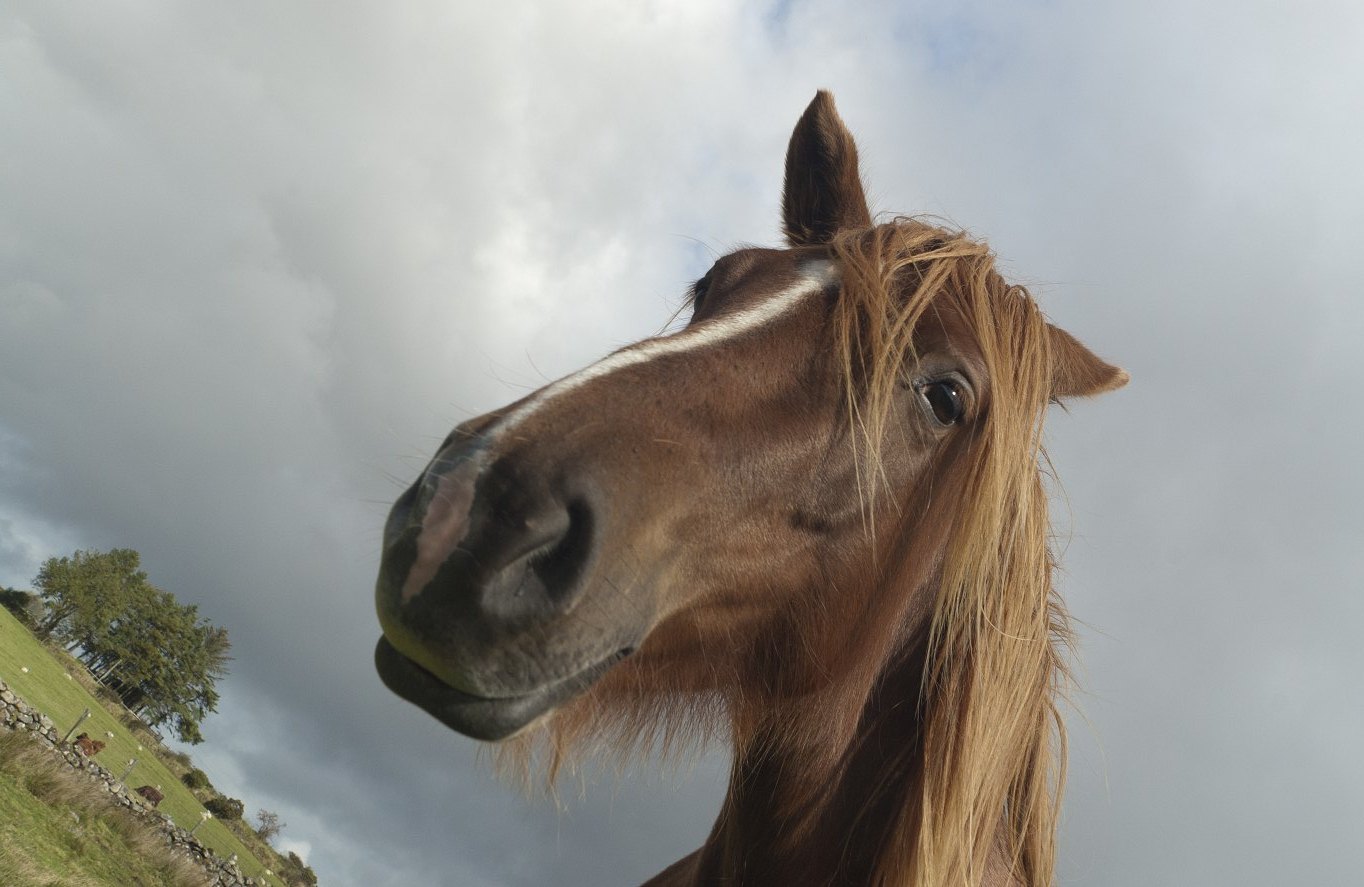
left=62, top=708, right=91, bottom=743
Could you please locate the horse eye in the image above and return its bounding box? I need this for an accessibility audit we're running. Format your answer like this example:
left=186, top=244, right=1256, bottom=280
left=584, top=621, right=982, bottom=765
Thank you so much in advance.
left=690, top=272, right=714, bottom=308
left=920, top=380, right=965, bottom=426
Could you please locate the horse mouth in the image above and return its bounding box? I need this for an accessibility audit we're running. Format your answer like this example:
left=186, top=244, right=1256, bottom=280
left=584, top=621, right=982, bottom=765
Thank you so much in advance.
left=374, top=637, right=631, bottom=741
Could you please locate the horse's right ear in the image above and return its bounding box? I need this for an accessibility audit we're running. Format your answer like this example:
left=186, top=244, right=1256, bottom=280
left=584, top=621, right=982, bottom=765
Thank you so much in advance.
left=1047, top=323, right=1129, bottom=400
left=782, top=91, right=873, bottom=246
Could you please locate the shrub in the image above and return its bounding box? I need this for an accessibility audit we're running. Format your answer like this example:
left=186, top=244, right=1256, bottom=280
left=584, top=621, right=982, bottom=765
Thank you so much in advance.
left=181, top=768, right=212, bottom=791
left=0, top=588, right=43, bottom=628
left=279, top=851, right=318, bottom=887
left=203, top=796, right=244, bottom=820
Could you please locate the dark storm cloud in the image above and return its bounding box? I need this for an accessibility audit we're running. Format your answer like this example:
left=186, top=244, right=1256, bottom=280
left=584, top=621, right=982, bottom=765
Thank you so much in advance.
left=2, top=1, right=1361, bottom=884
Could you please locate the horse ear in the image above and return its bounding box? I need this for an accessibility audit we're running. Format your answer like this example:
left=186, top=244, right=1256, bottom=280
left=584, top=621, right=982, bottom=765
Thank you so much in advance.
left=1047, top=323, right=1129, bottom=399
left=782, top=91, right=873, bottom=246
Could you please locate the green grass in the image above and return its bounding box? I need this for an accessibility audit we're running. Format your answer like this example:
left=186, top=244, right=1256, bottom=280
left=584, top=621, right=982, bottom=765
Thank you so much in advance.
left=0, top=607, right=285, bottom=885
left=0, top=731, right=210, bottom=886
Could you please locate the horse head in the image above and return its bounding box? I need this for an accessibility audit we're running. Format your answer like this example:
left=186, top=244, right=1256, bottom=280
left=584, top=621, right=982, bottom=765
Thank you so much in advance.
left=375, top=91, right=1125, bottom=885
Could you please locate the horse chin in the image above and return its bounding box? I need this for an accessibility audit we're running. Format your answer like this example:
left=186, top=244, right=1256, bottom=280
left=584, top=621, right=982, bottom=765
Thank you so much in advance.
left=374, top=637, right=633, bottom=742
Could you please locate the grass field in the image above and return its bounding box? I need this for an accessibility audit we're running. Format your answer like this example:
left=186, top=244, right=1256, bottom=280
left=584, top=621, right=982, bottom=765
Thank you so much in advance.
left=0, top=731, right=210, bottom=887
left=0, top=606, right=283, bottom=885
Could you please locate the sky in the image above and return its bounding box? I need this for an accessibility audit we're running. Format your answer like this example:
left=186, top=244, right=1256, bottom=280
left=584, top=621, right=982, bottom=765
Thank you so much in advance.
left=2, top=1, right=1362, bottom=884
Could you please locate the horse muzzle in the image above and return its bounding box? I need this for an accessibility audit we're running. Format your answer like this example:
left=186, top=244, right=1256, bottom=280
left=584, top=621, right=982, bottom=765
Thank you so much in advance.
left=373, top=434, right=643, bottom=740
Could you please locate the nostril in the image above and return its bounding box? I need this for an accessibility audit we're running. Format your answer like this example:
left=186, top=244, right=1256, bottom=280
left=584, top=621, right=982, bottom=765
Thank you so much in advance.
left=494, top=503, right=572, bottom=571
left=473, top=495, right=597, bottom=625
left=529, top=498, right=595, bottom=610
left=385, top=442, right=602, bottom=629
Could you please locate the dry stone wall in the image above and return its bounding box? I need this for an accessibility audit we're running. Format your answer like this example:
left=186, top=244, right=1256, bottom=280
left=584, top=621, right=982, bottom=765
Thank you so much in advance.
left=0, top=675, right=261, bottom=887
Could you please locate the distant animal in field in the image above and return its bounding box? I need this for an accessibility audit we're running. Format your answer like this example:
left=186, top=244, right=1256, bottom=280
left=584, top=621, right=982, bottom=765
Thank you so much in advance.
left=375, top=91, right=1127, bottom=886
left=134, top=784, right=164, bottom=807
left=73, top=732, right=106, bottom=757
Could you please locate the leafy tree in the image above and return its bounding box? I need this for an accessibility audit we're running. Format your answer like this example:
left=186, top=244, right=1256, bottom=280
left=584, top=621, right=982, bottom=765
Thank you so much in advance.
left=100, top=589, right=231, bottom=742
left=32, top=548, right=146, bottom=641
left=31, top=548, right=232, bottom=743
left=254, top=808, right=285, bottom=843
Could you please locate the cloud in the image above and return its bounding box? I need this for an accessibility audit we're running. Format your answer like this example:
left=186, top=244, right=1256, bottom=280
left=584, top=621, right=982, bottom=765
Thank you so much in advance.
left=277, top=839, right=312, bottom=865
left=2, top=1, right=1362, bottom=884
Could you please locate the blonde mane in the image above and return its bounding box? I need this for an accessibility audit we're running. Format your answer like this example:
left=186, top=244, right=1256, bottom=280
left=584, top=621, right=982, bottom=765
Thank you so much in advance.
left=832, top=221, right=1069, bottom=886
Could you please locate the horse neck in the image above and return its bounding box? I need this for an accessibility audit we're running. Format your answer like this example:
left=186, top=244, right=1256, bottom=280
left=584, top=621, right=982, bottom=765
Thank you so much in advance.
left=691, top=630, right=933, bottom=886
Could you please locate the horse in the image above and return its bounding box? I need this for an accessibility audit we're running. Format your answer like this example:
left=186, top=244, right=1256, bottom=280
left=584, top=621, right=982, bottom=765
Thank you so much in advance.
left=374, top=91, right=1126, bottom=886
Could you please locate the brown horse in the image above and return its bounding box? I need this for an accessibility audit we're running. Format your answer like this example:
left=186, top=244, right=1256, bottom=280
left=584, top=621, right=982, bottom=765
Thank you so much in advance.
left=375, top=91, right=1126, bottom=886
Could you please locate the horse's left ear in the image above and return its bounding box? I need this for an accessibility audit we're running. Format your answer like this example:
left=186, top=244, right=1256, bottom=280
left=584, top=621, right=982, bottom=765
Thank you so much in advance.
left=782, top=91, right=873, bottom=246
left=1047, top=323, right=1129, bottom=399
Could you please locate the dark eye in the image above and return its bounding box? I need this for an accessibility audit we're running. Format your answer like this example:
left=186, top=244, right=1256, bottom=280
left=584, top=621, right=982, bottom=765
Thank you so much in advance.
left=920, top=379, right=965, bottom=426
left=689, top=272, right=714, bottom=309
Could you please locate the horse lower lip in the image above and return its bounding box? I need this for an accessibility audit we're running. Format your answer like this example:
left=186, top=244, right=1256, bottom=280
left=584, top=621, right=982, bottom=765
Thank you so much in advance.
left=373, top=638, right=628, bottom=741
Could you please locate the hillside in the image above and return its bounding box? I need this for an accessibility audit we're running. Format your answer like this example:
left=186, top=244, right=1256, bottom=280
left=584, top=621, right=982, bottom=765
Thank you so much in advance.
left=0, top=729, right=211, bottom=886
left=0, top=606, right=289, bottom=885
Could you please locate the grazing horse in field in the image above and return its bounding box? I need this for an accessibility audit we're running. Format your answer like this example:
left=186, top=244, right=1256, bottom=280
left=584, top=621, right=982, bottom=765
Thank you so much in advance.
left=375, top=92, right=1125, bottom=886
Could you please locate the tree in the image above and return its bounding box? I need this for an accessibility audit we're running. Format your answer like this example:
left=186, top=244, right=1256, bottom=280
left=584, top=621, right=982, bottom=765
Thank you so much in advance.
left=254, top=809, right=285, bottom=843
left=103, top=588, right=232, bottom=743
left=32, top=548, right=146, bottom=641
left=30, top=548, right=232, bottom=743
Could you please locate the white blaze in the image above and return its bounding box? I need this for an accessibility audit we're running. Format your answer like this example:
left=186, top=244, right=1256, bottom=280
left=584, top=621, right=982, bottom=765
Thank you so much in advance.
left=493, top=262, right=835, bottom=437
